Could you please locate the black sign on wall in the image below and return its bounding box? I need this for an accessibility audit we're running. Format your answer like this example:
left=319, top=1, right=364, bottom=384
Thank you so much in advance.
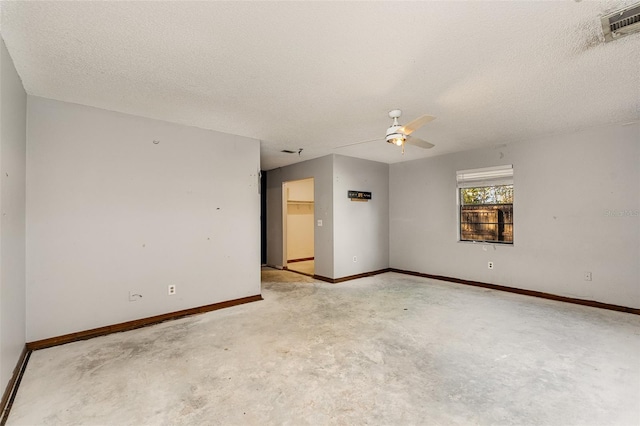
left=348, top=191, right=372, bottom=200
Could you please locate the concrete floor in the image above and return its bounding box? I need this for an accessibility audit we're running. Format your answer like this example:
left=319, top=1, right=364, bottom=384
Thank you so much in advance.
left=287, top=260, right=314, bottom=276
left=7, top=269, right=640, bottom=425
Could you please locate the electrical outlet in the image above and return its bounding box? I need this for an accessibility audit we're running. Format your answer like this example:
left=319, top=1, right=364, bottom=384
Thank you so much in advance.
left=584, top=272, right=592, bottom=281
left=488, top=261, right=494, bottom=270
left=128, top=291, right=142, bottom=302
left=353, top=256, right=357, bottom=262
left=168, top=285, right=176, bottom=295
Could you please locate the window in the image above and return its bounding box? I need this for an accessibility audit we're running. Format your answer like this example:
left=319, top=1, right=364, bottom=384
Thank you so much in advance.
left=457, top=165, right=513, bottom=244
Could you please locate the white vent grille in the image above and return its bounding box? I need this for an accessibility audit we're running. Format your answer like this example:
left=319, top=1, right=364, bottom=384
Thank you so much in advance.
left=601, top=3, right=640, bottom=42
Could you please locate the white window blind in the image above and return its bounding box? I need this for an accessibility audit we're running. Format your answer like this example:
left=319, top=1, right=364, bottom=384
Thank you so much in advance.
left=456, top=165, right=513, bottom=188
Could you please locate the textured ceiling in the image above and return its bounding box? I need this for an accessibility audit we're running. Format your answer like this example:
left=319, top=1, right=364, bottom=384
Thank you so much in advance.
left=1, top=1, right=639, bottom=170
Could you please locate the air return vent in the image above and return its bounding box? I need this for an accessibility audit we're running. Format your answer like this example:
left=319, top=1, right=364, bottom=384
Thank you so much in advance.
left=601, top=2, right=640, bottom=42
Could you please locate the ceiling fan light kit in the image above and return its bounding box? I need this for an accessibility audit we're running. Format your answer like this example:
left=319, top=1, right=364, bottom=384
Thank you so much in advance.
left=386, top=130, right=406, bottom=146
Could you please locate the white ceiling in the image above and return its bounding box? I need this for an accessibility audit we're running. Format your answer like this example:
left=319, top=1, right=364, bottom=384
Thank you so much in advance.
left=1, top=1, right=639, bottom=170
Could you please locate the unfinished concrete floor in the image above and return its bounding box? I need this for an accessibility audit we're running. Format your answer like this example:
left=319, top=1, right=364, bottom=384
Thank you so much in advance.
left=286, top=260, right=314, bottom=276
left=7, top=269, right=640, bottom=425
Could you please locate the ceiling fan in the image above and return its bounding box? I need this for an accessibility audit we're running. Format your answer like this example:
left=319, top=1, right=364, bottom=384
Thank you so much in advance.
left=385, top=109, right=435, bottom=154
left=334, top=109, right=436, bottom=154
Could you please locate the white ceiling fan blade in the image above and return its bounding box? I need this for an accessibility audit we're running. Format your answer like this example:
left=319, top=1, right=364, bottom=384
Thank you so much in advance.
left=406, top=135, right=435, bottom=149
left=400, top=114, right=436, bottom=135
left=334, top=137, right=382, bottom=149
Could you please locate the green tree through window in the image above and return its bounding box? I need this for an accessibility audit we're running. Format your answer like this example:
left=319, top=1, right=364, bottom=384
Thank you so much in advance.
left=461, top=185, right=513, bottom=205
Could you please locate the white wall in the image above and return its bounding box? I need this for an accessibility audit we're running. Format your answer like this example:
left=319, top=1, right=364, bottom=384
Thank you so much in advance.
left=286, top=178, right=314, bottom=261
left=390, top=123, right=640, bottom=308
left=333, top=155, right=389, bottom=278
left=0, top=36, right=27, bottom=394
left=266, top=156, right=333, bottom=277
left=26, top=97, right=261, bottom=341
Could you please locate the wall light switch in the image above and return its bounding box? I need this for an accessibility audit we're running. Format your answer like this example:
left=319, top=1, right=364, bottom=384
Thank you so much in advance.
left=317, top=220, right=323, bottom=227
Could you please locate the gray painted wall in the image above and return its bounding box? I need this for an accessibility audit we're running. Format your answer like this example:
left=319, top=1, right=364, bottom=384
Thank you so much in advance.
left=0, top=37, right=27, bottom=393
left=26, top=97, right=261, bottom=341
left=267, top=154, right=389, bottom=279
left=390, top=123, right=640, bottom=308
left=266, top=155, right=333, bottom=278
left=333, top=155, right=389, bottom=278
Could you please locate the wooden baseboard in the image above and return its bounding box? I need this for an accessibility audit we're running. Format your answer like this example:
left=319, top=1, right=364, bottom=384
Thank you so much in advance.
left=273, top=265, right=638, bottom=314
left=1, top=345, right=30, bottom=426
left=27, top=294, right=263, bottom=351
left=287, top=257, right=314, bottom=263
left=390, top=268, right=639, bottom=315
left=314, top=268, right=391, bottom=284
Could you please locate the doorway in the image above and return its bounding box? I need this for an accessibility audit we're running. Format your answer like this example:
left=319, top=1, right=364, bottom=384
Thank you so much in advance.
left=283, top=178, right=314, bottom=276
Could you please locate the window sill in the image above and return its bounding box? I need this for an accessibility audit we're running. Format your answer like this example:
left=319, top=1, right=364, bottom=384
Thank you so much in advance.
left=457, top=240, right=514, bottom=247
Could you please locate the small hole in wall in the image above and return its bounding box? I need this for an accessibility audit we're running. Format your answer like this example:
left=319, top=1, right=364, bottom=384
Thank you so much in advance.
left=153, top=140, right=160, bottom=144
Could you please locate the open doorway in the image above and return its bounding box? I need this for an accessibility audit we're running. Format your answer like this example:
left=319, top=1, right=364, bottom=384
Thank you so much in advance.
left=283, top=178, right=314, bottom=276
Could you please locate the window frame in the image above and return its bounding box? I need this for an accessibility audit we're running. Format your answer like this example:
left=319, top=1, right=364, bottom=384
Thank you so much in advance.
left=456, top=165, right=514, bottom=245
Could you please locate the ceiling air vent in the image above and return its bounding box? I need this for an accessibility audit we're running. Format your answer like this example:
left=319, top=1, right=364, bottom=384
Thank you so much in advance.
left=281, top=148, right=303, bottom=155
left=601, top=2, right=640, bottom=42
